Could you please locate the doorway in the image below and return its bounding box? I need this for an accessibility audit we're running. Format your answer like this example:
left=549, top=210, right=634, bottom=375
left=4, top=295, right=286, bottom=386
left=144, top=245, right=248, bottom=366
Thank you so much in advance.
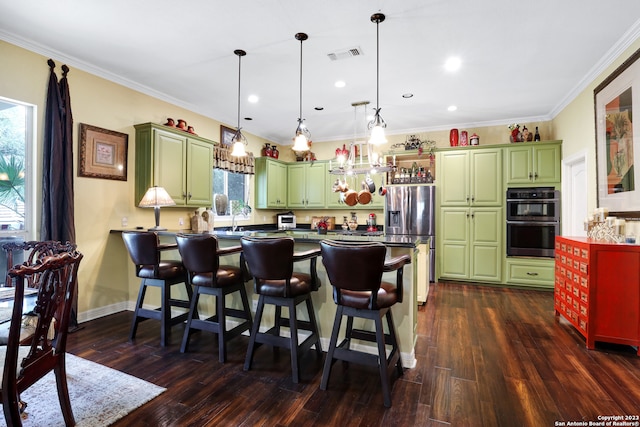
left=562, top=150, right=588, bottom=237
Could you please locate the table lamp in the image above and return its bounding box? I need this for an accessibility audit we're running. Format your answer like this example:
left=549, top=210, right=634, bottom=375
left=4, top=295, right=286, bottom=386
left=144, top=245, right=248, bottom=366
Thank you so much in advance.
left=139, top=186, right=176, bottom=231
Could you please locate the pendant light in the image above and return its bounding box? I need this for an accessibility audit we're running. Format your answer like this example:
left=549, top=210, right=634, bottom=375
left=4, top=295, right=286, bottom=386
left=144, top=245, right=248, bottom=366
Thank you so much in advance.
left=368, top=13, right=387, bottom=146
left=292, top=32, right=311, bottom=152
left=230, top=49, right=248, bottom=157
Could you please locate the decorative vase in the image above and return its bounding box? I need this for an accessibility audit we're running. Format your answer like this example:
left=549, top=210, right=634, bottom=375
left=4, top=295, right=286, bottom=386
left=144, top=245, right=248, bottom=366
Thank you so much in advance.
left=176, top=119, right=187, bottom=130
left=213, top=193, right=228, bottom=216
left=459, top=130, right=468, bottom=146
left=317, top=227, right=327, bottom=235
left=470, top=133, right=480, bottom=145
left=449, top=129, right=459, bottom=146
left=261, top=143, right=272, bottom=157
left=271, top=145, right=279, bottom=159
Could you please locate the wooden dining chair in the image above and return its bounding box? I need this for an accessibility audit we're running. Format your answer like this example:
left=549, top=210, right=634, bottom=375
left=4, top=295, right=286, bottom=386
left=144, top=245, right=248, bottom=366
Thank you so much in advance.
left=2, top=240, right=77, bottom=288
left=0, top=249, right=83, bottom=426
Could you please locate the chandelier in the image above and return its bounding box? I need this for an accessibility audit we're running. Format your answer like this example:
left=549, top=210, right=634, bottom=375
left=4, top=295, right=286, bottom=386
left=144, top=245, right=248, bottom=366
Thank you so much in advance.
left=328, top=101, right=395, bottom=176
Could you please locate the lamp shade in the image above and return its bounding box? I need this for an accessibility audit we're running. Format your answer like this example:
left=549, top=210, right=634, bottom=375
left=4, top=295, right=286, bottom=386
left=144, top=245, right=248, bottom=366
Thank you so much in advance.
left=139, top=186, right=176, bottom=208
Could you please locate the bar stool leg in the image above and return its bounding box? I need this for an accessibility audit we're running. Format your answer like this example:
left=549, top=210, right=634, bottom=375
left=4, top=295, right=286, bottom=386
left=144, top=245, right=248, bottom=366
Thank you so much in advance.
left=288, top=298, right=300, bottom=384
left=320, top=305, right=344, bottom=390
left=305, top=297, right=322, bottom=355
left=386, top=310, right=404, bottom=376
left=180, top=288, right=200, bottom=353
left=129, top=280, right=147, bottom=341
left=217, top=290, right=227, bottom=363
left=244, top=294, right=265, bottom=371
left=375, top=312, right=392, bottom=407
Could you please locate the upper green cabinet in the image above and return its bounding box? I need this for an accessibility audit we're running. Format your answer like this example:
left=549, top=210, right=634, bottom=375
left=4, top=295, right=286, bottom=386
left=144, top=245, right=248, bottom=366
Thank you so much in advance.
left=439, top=147, right=502, bottom=206
left=505, top=141, right=561, bottom=185
left=134, top=123, right=213, bottom=207
left=255, top=157, right=287, bottom=209
left=287, top=161, right=327, bottom=208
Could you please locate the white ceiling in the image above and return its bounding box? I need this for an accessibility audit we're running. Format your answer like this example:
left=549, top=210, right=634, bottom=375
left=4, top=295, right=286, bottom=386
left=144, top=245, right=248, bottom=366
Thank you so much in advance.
left=1, top=0, right=640, bottom=144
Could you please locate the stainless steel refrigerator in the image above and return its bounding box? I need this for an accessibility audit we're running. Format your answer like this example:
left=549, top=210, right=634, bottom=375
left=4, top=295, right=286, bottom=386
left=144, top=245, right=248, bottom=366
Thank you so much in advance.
left=385, top=185, right=436, bottom=285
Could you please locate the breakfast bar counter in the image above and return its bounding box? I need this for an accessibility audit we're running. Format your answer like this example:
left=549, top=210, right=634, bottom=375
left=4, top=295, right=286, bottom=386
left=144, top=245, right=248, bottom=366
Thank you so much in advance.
left=112, top=228, right=426, bottom=368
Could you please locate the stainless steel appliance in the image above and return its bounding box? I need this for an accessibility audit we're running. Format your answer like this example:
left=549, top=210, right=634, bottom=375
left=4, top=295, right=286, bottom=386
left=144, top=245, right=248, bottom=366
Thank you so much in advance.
left=385, top=185, right=436, bottom=282
left=506, top=187, right=560, bottom=258
left=276, top=211, right=296, bottom=230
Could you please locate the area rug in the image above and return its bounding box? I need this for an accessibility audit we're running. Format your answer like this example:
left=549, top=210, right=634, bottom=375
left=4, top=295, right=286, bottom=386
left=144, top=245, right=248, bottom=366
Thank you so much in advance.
left=0, top=353, right=166, bottom=426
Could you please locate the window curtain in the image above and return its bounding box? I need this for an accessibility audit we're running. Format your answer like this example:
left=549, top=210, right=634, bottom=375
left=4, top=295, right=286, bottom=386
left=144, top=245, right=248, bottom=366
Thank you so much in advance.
left=213, top=145, right=255, bottom=174
left=41, top=59, right=76, bottom=243
left=41, top=59, right=77, bottom=328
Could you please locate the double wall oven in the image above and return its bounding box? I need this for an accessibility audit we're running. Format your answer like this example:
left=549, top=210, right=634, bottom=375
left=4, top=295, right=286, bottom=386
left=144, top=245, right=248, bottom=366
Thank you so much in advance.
left=506, top=187, right=560, bottom=258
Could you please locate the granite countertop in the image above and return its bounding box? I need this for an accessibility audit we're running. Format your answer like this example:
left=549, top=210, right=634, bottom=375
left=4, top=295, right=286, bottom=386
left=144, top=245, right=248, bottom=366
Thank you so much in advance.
left=111, top=227, right=424, bottom=248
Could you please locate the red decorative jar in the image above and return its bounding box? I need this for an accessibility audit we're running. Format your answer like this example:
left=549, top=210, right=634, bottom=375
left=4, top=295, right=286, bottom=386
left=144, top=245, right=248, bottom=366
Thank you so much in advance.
left=459, top=130, right=468, bottom=146
left=262, top=143, right=272, bottom=157
left=271, top=145, right=279, bottom=159
left=449, top=129, right=459, bottom=147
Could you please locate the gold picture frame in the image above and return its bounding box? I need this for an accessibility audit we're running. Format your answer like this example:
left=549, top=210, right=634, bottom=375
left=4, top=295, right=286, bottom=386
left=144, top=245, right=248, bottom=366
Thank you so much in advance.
left=79, top=123, right=128, bottom=181
left=220, top=125, right=236, bottom=147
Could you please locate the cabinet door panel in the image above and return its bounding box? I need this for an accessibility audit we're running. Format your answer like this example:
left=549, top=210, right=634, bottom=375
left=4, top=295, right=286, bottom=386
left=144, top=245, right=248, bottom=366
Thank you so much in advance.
left=439, top=152, right=469, bottom=205
left=186, top=139, right=213, bottom=206
left=470, top=208, right=502, bottom=281
left=534, top=145, right=561, bottom=183
left=505, top=146, right=532, bottom=184
left=471, top=149, right=502, bottom=205
left=287, top=164, right=306, bottom=208
left=440, top=208, right=470, bottom=278
left=306, top=163, right=326, bottom=207
left=155, top=131, right=186, bottom=204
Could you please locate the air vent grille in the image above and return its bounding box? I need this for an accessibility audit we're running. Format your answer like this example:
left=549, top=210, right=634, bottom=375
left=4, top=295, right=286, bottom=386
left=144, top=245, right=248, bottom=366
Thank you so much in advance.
left=327, top=47, right=363, bottom=61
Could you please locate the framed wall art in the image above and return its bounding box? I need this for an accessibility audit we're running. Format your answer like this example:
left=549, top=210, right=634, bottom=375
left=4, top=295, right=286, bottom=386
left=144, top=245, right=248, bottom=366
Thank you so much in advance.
left=594, top=47, right=640, bottom=214
left=220, top=125, right=236, bottom=147
left=79, top=123, right=128, bottom=181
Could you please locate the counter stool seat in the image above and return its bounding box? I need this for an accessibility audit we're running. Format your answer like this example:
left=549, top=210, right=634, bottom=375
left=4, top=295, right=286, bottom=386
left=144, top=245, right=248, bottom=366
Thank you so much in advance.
left=176, top=234, right=252, bottom=363
left=122, top=231, right=192, bottom=347
left=319, top=240, right=411, bottom=407
left=240, top=236, right=322, bottom=384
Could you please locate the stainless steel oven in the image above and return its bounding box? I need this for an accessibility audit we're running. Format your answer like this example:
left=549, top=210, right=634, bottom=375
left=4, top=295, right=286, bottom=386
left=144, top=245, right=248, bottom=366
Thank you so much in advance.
left=506, top=187, right=560, bottom=258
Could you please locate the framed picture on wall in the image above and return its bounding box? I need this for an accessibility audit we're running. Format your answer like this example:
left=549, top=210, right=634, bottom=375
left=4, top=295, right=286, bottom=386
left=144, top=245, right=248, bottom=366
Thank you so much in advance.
left=78, top=123, right=128, bottom=181
left=594, top=47, right=640, bottom=213
left=220, top=125, right=236, bottom=147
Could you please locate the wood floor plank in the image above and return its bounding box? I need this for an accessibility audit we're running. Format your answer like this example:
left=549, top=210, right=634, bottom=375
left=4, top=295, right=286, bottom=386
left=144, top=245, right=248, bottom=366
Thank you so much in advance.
left=62, top=282, right=640, bottom=426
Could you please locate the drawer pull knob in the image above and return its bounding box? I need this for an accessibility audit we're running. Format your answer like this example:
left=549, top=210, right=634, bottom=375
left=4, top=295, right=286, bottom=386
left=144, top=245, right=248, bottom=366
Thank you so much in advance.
left=526, top=272, right=539, bottom=276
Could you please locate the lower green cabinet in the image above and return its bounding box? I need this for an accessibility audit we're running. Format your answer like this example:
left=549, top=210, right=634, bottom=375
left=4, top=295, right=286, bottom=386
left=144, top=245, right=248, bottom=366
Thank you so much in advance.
left=505, top=257, right=555, bottom=288
left=440, top=207, right=502, bottom=282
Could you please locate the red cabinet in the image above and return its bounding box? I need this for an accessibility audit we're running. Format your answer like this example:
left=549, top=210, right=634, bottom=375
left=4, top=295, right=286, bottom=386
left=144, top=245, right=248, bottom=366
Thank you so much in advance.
left=554, top=236, right=640, bottom=355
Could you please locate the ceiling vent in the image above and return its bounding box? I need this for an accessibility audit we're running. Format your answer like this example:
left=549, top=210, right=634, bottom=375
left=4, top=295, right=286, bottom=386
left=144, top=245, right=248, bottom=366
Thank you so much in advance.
left=327, top=47, right=363, bottom=61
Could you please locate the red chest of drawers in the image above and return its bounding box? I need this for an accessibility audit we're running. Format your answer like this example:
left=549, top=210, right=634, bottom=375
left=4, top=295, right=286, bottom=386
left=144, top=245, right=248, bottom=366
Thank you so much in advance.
left=554, top=236, right=640, bottom=356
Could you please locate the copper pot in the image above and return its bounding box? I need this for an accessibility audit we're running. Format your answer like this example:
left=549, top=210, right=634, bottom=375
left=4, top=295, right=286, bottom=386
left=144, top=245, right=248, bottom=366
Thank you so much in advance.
left=357, top=189, right=372, bottom=205
left=344, top=190, right=358, bottom=206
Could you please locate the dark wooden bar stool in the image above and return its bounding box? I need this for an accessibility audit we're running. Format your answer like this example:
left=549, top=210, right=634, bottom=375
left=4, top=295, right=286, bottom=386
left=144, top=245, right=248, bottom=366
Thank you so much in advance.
left=175, top=233, right=252, bottom=363
left=240, top=236, right=322, bottom=383
left=319, top=240, right=411, bottom=407
left=122, top=231, right=192, bottom=347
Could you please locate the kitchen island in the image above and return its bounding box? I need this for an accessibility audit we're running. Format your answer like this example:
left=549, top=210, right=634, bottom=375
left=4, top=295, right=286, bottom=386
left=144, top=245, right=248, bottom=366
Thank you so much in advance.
left=114, top=228, right=426, bottom=368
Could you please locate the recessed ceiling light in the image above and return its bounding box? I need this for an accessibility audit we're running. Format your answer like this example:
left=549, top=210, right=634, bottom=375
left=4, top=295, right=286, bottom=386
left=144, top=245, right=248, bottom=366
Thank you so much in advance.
left=444, top=57, right=461, bottom=72
left=402, top=93, right=413, bottom=98
left=448, top=105, right=457, bottom=112
left=248, top=95, right=259, bottom=103
left=314, top=107, right=324, bottom=111
left=335, top=81, right=346, bottom=88
left=244, top=117, right=253, bottom=121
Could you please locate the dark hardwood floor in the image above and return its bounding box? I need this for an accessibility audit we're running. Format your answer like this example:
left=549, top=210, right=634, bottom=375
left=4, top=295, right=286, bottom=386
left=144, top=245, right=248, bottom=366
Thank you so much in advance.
left=66, top=282, right=640, bottom=426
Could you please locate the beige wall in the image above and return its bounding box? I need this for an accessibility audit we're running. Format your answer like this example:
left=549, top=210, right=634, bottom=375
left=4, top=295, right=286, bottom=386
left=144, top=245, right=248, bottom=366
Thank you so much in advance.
left=3, top=33, right=639, bottom=319
left=553, top=38, right=640, bottom=214
left=0, top=40, right=273, bottom=319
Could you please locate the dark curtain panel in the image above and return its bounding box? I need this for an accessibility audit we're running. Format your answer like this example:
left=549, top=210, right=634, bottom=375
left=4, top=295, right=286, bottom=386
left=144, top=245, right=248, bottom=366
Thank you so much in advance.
left=41, top=59, right=75, bottom=242
left=41, top=59, right=78, bottom=328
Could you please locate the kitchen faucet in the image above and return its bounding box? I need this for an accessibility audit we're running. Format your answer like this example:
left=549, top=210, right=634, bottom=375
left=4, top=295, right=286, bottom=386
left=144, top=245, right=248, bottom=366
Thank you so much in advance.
left=231, top=204, right=251, bottom=232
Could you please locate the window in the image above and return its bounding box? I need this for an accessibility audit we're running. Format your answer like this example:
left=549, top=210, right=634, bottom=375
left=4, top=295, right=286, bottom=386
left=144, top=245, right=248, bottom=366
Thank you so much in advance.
left=212, top=169, right=249, bottom=217
left=0, top=97, right=34, bottom=239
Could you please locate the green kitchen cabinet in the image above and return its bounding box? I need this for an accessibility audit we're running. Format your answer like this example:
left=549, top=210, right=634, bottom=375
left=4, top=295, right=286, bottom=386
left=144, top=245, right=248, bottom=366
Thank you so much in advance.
left=505, top=257, right=555, bottom=288
left=287, top=161, right=327, bottom=208
left=505, top=141, right=561, bottom=185
left=439, top=148, right=503, bottom=206
left=440, top=206, right=503, bottom=282
left=134, top=123, right=213, bottom=207
left=255, top=157, right=287, bottom=209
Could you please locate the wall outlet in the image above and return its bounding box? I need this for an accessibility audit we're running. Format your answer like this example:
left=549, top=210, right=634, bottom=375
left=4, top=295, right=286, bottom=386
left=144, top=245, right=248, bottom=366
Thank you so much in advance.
left=121, top=217, right=128, bottom=227
left=306, top=215, right=310, bottom=221
left=262, top=215, right=266, bottom=222
left=178, top=217, right=184, bottom=227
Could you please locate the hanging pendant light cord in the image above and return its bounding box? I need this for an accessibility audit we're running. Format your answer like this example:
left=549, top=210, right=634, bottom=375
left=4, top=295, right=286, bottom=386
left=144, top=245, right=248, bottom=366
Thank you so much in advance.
left=234, top=49, right=246, bottom=131
left=299, top=36, right=303, bottom=121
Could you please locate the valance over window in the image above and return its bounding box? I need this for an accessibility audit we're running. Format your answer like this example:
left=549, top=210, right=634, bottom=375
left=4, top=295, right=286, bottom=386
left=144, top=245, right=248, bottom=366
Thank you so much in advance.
left=214, top=145, right=254, bottom=175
